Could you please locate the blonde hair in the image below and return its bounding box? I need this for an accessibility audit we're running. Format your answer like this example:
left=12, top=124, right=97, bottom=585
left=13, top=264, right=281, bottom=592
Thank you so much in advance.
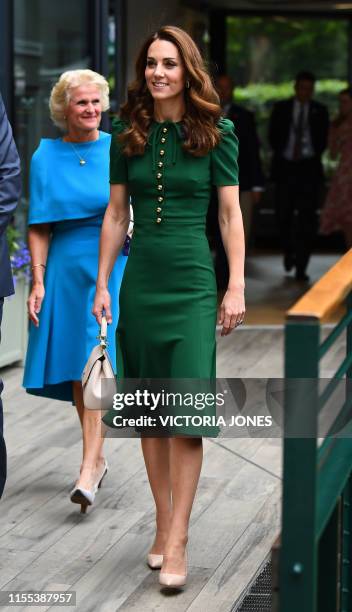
left=49, top=69, right=110, bottom=131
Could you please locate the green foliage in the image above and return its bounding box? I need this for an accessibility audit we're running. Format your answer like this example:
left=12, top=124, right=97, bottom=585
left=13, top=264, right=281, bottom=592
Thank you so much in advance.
left=227, top=16, right=348, bottom=85
left=6, top=225, right=21, bottom=257
left=231, top=78, right=348, bottom=175
left=234, top=79, right=347, bottom=129
left=235, top=79, right=347, bottom=107
left=225, top=15, right=349, bottom=172
left=6, top=226, right=31, bottom=280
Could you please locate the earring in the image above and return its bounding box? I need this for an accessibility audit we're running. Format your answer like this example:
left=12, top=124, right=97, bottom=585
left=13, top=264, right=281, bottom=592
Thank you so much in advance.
left=186, top=80, right=190, bottom=89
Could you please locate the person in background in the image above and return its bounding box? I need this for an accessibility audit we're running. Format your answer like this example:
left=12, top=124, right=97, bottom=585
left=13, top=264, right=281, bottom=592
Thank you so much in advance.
left=320, top=87, right=352, bottom=248
left=22, top=70, right=127, bottom=512
left=207, top=74, right=264, bottom=289
left=269, top=71, right=329, bottom=281
left=0, top=93, right=21, bottom=499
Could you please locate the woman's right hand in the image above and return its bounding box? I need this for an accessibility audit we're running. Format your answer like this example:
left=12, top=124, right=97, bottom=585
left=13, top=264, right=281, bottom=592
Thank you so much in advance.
left=27, top=282, right=45, bottom=327
left=92, top=286, right=112, bottom=325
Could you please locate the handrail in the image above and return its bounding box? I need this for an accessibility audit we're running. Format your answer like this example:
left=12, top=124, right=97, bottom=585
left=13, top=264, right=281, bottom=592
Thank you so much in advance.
left=286, top=249, right=352, bottom=321
left=319, top=309, right=352, bottom=358
left=276, top=255, right=352, bottom=612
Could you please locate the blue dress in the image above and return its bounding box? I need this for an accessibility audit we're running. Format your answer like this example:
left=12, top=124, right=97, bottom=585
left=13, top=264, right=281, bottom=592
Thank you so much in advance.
left=23, top=131, right=127, bottom=402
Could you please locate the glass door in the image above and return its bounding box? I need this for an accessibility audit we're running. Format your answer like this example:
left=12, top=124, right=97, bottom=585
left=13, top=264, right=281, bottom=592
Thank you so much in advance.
left=14, top=0, right=91, bottom=232
left=225, top=14, right=349, bottom=244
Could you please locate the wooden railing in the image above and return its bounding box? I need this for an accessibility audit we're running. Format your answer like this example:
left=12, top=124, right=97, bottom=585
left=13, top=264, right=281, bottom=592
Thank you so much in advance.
left=273, top=249, right=352, bottom=612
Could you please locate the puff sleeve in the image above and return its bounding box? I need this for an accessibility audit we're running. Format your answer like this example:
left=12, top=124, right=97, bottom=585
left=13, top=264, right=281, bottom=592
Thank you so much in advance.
left=110, top=117, right=129, bottom=184
left=211, top=118, right=239, bottom=186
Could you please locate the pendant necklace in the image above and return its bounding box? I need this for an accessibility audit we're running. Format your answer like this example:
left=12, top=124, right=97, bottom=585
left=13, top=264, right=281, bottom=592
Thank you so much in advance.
left=69, top=140, right=95, bottom=166
left=66, top=136, right=99, bottom=166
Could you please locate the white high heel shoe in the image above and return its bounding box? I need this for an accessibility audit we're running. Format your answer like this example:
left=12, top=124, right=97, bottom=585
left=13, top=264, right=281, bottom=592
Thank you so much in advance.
left=70, top=486, right=96, bottom=514
left=159, top=551, right=188, bottom=588
left=96, top=459, right=108, bottom=488
left=70, top=459, right=108, bottom=513
left=147, top=553, right=164, bottom=569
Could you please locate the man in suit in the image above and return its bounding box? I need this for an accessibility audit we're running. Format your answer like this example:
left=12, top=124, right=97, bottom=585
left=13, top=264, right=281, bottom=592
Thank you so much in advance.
left=269, top=71, right=329, bottom=281
left=207, top=74, right=264, bottom=289
left=0, top=94, right=21, bottom=498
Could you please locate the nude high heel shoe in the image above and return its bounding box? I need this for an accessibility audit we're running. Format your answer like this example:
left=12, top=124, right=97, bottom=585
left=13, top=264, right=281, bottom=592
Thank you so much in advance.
left=70, top=460, right=108, bottom=513
left=147, top=553, right=164, bottom=569
left=159, top=551, right=187, bottom=588
left=70, top=485, right=96, bottom=514
left=96, top=459, right=108, bottom=488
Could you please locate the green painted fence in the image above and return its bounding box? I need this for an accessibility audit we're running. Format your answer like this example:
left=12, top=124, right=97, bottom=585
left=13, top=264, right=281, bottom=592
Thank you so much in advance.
left=274, top=251, right=352, bottom=612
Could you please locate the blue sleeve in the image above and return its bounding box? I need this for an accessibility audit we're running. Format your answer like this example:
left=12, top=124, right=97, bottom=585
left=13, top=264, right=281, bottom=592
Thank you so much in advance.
left=28, top=144, right=47, bottom=225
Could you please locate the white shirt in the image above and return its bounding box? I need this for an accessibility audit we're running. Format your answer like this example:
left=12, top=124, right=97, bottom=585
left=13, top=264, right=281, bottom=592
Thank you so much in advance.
left=283, top=99, right=314, bottom=161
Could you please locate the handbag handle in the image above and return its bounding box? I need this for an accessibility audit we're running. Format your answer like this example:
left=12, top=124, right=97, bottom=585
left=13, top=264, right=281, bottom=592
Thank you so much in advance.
left=99, top=316, right=108, bottom=349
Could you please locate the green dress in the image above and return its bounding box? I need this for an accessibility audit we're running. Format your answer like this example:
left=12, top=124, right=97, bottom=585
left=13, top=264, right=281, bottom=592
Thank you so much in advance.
left=104, top=117, right=239, bottom=436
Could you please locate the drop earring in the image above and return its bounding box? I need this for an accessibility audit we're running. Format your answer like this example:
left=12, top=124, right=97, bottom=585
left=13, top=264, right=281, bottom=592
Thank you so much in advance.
left=186, top=80, right=190, bottom=89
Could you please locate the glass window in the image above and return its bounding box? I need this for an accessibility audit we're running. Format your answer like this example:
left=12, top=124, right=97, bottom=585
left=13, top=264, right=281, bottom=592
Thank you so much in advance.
left=226, top=15, right=349, bottom=174
left=14, top=0, right=91, bottom=234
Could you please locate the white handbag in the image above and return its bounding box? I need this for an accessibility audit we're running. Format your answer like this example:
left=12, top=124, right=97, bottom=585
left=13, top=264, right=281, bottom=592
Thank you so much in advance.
left=81, top=316, right=117, bottom=411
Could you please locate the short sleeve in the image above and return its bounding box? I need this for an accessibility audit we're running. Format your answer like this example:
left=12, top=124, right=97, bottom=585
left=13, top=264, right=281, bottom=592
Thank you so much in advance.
left=110, top=117, right=129, bottom=184
left=211, top=118, right=239, bottom=186
left=28, top=145, right=46, bottom=225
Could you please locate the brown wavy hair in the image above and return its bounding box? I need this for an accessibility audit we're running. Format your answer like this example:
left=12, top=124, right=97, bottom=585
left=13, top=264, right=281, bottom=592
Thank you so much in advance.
left=118, top=25, right=222, bottom=157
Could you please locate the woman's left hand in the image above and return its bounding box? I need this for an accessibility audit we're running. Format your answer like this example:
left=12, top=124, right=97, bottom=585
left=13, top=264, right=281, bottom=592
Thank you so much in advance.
left=218, top=287, right=245, bottom=336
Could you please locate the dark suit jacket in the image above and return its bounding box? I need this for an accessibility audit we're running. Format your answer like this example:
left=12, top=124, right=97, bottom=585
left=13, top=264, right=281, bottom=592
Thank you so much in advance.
left=268, top=97, right=329, bottom=181
left=226, top=103, right=264, bottom=192
left=0, top=94, right=21, bottom=298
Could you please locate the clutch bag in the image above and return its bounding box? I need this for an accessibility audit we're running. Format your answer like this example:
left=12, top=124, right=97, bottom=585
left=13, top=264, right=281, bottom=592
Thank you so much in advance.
left=81, top=316, right=117, bottom=411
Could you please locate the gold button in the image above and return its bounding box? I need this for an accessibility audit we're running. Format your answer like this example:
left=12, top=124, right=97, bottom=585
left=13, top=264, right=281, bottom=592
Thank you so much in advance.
left=157, top=172, right=162, bottom=179
left=158, top=161, right=163, bottom=168
left=162, top=127, right=168, bottom=133
left=156, top=217, right=162, bottom=223
left=161, top=137, right=166, bottom=143
left=158, top=196, right=163, bottom=202
left=156, top=207, right=162, bottom=213
left=157, top=184, right=163, bottom=191
left=159, top=150, right=165, bottom=156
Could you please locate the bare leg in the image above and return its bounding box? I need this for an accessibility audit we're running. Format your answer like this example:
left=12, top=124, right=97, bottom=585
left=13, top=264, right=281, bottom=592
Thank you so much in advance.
left=162, top=437, right=203, bottom=575
left=141, top=437, right=172, bottom=554
left=73, top=382, right=84, bottom=430
left=72, top=381, right=106, bottom=490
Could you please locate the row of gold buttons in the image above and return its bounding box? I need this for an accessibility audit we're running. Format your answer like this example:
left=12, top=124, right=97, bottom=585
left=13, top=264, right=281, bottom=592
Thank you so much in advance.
left=156, top=127, right=168, bottom=223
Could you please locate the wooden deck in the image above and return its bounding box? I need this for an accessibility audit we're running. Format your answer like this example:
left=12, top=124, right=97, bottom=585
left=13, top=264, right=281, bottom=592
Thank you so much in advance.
left=0, top=326, right=345, bottom=611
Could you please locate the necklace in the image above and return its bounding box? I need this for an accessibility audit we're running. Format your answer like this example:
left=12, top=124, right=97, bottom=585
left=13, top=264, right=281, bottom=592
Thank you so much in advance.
left=63, top=132, right=99, bottom=165
left=69, top=141, right=94, bottom=166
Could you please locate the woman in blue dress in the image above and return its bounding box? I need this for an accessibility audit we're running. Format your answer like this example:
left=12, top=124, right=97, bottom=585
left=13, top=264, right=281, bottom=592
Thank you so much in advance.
left=23, top=69, right=127, bottom=512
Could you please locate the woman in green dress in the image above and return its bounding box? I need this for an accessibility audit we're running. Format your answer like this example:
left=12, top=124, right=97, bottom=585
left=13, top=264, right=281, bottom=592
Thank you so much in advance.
left=93, top=26, right=245, bottom=588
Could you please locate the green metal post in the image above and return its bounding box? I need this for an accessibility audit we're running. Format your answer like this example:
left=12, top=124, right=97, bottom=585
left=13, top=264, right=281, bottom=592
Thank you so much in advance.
left=280, top=320, right=320, bottom=612
left=341, top=477, right=352, bottom=612
left=317, top=500, right=341, bottom=612
left=341, top=291, right=352, bottom=611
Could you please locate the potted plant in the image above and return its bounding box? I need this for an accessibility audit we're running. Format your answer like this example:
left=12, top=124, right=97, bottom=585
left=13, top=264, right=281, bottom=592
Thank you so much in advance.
left=7, top=226, right=31, bottom=283
left=0, top=227, right=30, bottom=368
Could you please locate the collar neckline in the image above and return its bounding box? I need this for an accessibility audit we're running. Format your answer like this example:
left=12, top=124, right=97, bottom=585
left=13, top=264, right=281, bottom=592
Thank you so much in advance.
left=149, top=121, right=183, bottom=169
left=61, top=131, right=102, bottom=145
left=153, top=119, right=183, bottom=125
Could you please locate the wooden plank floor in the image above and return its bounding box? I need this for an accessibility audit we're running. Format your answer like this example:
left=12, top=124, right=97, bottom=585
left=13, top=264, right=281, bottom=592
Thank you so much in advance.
left=0, top=327, right=346, bottom=611
left=244, top=253, right=342, bottom=325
